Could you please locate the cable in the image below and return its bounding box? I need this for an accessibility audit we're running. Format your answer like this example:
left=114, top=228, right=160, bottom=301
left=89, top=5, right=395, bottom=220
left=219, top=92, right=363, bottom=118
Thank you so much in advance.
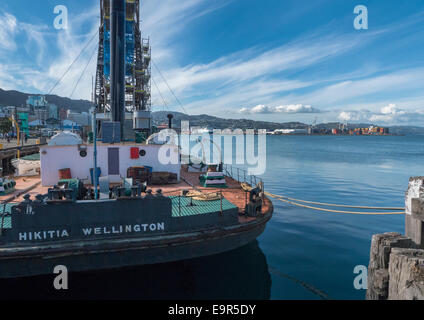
left=70, top=45, right=98, bottom=99
left=151, top=76, right=169, bottom=112
left=151, top=59, right=189, bottom=114
left=47, top=31, right=98, bottom=95
left=268, top=267, right=331, bottom=300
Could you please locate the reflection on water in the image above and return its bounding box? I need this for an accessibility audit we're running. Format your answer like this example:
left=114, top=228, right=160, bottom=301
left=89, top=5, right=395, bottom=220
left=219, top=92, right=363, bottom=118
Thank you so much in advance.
left=0, top=240, right=271, bottom=300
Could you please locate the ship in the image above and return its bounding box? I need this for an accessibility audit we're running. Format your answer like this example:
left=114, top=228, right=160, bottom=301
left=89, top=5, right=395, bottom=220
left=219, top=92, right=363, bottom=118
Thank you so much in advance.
left=0, top=0, right=273, bottom=279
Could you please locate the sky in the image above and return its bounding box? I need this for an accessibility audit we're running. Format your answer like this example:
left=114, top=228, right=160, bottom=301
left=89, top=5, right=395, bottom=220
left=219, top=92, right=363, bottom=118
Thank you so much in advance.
left=0, top=0, right=424, bottom=126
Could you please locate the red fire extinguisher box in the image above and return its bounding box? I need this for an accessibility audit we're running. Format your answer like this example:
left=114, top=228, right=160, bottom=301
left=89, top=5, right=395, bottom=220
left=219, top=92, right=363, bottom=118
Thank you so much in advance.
left=130, top=147, right=139, bottom=159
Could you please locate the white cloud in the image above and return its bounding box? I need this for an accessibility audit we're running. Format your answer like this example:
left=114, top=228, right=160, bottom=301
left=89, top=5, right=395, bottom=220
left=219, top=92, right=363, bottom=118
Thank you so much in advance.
left=240, top=104, right=321, bottom=114
left=338, top=104, right=424, bottom=124
left=20, top=23, right=48, bottom=65
left=0, top=5, right=100, bottom=99
left=275, top=104, right=320, bottom=113
left=0, top=12, right=18, bottom=51
left=380, top=103, right=405, bottom=116
left=294, top=68, right=424, bottom=109
left=154, top=32, right=365, bottom=98
left=338, top=111, right=362, bottom=122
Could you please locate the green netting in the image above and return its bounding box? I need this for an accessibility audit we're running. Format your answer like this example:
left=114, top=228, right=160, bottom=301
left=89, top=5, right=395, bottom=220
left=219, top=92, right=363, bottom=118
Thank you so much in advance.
left=0, top=203, right=16, bottom=229
left=170, top=196, right=237, bottom=217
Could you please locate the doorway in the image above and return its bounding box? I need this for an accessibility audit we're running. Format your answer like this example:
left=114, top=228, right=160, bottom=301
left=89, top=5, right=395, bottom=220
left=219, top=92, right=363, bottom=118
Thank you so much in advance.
left=108, top=148, right=120, bottom=175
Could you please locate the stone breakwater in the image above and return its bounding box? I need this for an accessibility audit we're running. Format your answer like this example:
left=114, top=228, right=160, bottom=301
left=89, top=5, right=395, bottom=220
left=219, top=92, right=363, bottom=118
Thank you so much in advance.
left=367, top=177, right=424, bottom=300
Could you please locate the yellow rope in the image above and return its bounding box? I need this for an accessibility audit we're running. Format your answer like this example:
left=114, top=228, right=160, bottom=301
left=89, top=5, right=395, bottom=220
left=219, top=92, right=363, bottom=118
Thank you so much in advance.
left=275, top=197, right=404, bottom=215
left=267, top=193, right=405, bottom=210
left=241, top=182, right=253, bottom=192
left=186, top=190, right=221, bottom=201
left=241, top=183, right=404, bottom=215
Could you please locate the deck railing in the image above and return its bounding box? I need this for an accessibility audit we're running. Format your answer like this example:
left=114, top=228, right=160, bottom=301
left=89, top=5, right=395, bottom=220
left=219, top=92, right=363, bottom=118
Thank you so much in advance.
left=222, top=164, right=264, bottom=191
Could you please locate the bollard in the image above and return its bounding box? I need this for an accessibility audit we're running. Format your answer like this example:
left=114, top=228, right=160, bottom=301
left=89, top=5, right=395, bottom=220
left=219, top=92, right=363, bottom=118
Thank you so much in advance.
left=405, top=177, right=424, bottom=247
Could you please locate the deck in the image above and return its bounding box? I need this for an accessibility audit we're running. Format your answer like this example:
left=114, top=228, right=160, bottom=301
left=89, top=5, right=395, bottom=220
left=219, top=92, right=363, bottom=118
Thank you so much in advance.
left=0, top=167, right=271, bottom=229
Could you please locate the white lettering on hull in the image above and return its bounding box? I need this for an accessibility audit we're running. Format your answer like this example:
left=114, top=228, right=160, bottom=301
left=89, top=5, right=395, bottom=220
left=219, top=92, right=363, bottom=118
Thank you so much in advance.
left=18, top=229, right=70, bottom=241
left=82, top=223, right=165, bottom=237
left=18, top=223, right=165, bottom=241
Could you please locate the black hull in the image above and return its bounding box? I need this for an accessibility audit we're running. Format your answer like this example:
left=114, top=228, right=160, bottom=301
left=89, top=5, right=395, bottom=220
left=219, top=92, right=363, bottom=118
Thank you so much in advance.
left=0, top=239, right=271, bottom=300
left=0, top=212, right=271, bottom=279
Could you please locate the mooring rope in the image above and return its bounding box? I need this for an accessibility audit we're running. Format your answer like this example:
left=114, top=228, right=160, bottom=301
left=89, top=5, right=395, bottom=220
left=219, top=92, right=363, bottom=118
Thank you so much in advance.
left=240, top=182, right=404, bottom=215
left=272, top=196, right=404, bottom=215
left=268, top=193, right=404, bottom=211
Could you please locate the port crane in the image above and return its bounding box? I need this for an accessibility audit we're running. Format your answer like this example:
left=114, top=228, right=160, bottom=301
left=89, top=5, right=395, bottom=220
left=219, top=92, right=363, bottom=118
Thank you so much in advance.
left=95, top=0, right=152, bottom=135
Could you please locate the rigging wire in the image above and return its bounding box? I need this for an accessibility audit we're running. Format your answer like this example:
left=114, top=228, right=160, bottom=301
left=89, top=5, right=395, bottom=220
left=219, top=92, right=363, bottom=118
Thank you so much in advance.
left=70, top=45, right=98, bottom=99
left=151, top=59, right=189, bottom=114
left=151, top=76, right=169, bottom=112
left=47, top=31, right=98, bottom=96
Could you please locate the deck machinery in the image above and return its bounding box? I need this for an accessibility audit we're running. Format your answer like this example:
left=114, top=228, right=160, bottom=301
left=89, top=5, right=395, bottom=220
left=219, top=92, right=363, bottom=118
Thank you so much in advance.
left=95, top=0, right=152, bottom=136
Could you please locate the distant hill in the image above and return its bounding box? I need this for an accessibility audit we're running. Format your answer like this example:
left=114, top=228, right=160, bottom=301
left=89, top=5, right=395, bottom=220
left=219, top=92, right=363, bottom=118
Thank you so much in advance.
left=1, top=88, right=423, bottom=134
left=0, top=88, right=93, bottom=113
left=388, top=126, right=424, bottom=135
left=152, top=111, right=307, bottom=130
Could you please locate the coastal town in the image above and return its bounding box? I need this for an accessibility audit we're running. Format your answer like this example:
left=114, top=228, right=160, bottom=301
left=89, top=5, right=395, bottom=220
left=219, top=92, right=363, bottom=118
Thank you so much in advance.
left=268, top=125, right=390, bottom=135
left=0, top=94, right=90, bottom=142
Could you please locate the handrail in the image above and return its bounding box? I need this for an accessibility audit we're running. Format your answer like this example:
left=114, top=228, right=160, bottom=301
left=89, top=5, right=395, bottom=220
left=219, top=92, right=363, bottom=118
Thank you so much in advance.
left=222, top=164, right=264, bottom=192
left=0, top=143, right=46, bottom=153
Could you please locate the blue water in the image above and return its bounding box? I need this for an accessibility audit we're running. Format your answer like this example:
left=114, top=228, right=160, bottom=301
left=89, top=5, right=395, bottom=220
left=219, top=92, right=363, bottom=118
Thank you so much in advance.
left=257, top=135, right=424, bottom=299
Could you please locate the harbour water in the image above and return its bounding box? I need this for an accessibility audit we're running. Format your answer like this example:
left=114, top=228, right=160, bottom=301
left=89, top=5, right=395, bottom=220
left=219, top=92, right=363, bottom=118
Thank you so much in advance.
left=0, top=135, right=422, bottom=300
left=259, top=135, right=423, bottom=299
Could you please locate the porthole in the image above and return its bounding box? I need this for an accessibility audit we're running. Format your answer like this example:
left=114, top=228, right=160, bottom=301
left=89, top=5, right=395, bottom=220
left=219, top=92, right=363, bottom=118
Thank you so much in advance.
left=80, top=150, right=87, bottom=158
left=139, top=149, right=146, bottom=157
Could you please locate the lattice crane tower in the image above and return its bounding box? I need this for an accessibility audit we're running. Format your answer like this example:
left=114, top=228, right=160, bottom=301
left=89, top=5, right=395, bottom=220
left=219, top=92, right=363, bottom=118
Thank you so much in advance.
left=95, top=0, right=151, bottom=133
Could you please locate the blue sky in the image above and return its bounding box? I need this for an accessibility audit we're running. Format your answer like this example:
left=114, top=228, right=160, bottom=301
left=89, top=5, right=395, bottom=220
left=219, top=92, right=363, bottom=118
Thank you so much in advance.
left=0, top=0, right=424, bottom=125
